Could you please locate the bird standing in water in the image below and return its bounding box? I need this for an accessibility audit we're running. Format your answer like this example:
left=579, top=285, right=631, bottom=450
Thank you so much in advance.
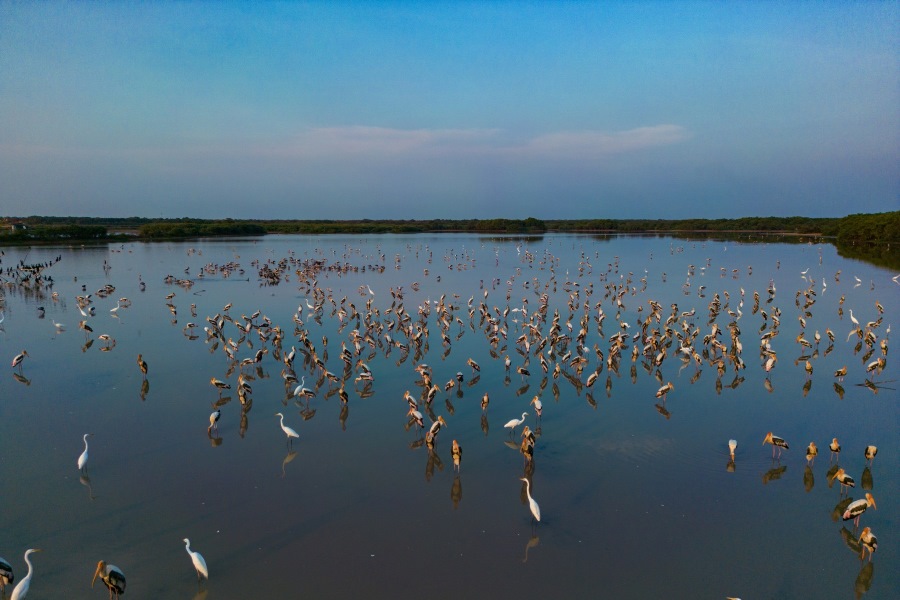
left=183, top=538, right=208, bottom=582
left=10, top=549, right=40, bottom=600
left=763, top=432, right=789, bottom=459
left=520, top=478, right=541, bottom=523
left=91, top=560, right=126, bottom=599
left=451, top=439, right=462, bottom=472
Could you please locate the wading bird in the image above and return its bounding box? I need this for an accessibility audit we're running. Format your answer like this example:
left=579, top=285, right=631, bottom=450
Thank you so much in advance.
left=0, top=555, right=13, bottom=592
left=520, top=478, right=541, bottom=523
left=210, top=377, right=230, bottom=393
left=11, top=350, right=28, bottom=371
left=806, top=442, right=818, bottom=466
left=504, top=412, right=528, bottom=435
left=451, top=439, right=462, bottom=472
left=183, top=539, right=208, bottom=582
left=830, top=437, right=841, bottom=461
left=91, top=560, right=126, bottom=599
left=275, top=413, right=299, bottom=446
left=858, top=527, right=877, bottom=562
left=656, top=381, right=674, bottom=400
left=728, top=439, right=737, bottom=461
left=843, top=493, right=876, bottom=528
left=208, top=410, right=220, bottom=433
left=136, top=354, right=147, bottom=379
left=77, top=433, right=94, bottom=473
left=9, top=549, right=40, bottom=600
left=763, top=432, right=789, bottom=459
left=864, top=445, right=877, bottom=466
left=832, top=468, right=855, bottom=494
left=530, top=396, right=543, bottom=419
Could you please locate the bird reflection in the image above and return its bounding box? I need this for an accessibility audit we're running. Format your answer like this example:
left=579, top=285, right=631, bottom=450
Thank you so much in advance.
left=522, top=534, right=539, bottom=563
left=840, top=526, right=863, bottom=554
left=831, top=497, right=854, bottom=522
left=207, top=429, right=222, bottom=447
left=450, top=475, right=462, bottom=509
left=80, top=473, right=96, bottom=500
left=281, top=450, right=298, bottom=478
left=834, top=382, right=845, bottom=399
left=655, top=402, right=671, bottom=420
left=761, top=463, right=787, bottom=484
left=424, top=447, right=444, bottom=482
left=12, top=372, right=31, bottom=386
left=860, top=467, right=873, bottom=491
left=803, top=466, right=814, bottom=493
left=854, top=561, right=874, bottom=599
left=339, top=404, right=348, bottom=430
left=480, top=413, right=489, bottom=437
left=826, top=464, right=840, bottom=488
left=139, top=378, right=150, bottom=401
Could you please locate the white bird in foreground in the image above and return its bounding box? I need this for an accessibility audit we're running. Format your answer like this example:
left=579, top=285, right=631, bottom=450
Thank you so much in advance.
left=275, top=412, right=299, bottom=445
left=77, top=433, right=94, bottom=472
left=520, top=478, right=541, bottom=522
left=10, top=548, right=40, bottom=600
left=504, top=412, right=528, bottom=435
left=183, top=538, right=208, bottom=581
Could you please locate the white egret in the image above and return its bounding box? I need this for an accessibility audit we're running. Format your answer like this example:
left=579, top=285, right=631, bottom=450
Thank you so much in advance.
left=182, top=539, right=208, bottom=581
left=504, top=412, right=528, bottom=435
left=92, top=560, right=126, bottom=599
left=77, top=433, right=94, bottom=472
left=275, top=413, right=299, bottom=445
left=520, top=478, right=541, bottom=522
left=10, top=548, right=40, bottom=600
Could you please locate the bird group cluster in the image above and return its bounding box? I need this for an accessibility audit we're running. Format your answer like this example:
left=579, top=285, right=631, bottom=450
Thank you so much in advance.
left=759, top=432, right=879, bottom=561
left=2, top=239, right=894, bottom=596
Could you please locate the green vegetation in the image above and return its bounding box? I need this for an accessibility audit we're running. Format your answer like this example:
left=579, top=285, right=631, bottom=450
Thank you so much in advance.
left=2, top=213, right=897, bottom=268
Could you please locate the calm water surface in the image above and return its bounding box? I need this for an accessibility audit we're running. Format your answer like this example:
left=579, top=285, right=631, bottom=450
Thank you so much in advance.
left=0, top=234, right=896, bottom=599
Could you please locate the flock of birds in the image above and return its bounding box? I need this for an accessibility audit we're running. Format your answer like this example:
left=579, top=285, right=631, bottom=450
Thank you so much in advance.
left=1, top=239, right=895, bottom=597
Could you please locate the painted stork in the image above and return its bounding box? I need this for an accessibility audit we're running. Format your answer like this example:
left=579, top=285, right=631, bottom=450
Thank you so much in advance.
left=92, top=560, right=126, bottom=599
left=763, top=432, right=789, bottom=459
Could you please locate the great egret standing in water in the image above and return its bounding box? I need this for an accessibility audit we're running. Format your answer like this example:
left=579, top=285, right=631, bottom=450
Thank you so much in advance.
left=10, top=548, right=40, bottom=600
left=78, top=434, right=94, bottom=472
left=183, top=539, right=208, bottom=581
left=520, top=478, right=541, bottom=522
left=504, top=412, right=527, bottom=435
left=275, top=413, right=299, bottom=446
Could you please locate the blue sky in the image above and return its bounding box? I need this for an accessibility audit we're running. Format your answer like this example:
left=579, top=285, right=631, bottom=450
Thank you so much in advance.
left=1, top=2, right=897, bottom=219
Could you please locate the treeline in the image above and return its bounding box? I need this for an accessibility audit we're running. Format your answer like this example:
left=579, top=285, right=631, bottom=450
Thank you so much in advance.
left=3, top=212, right=897, bottom=242
left=138, top=221, right=267, bottom=238
left=548, top=216, right=837, bottom=234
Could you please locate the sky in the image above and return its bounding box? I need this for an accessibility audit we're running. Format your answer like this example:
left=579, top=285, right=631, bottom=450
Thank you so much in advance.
left=0, top=1, right=897, bottom=220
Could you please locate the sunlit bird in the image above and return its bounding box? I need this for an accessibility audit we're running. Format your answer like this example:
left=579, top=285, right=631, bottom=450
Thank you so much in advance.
left=182, top=538, right=208, bottom=581
left=275, top=412, right=299, bottom=446
left=136, top=354, right=147, bottom=379
left=728, top=439, right=737, bottom=461
left=210, top=377, right=230, bottom=393
left=829, top=437, right=841, bottom=461
left=9, top=548, right=40, bottom=600
left=77, top=433, right=94, bottom=473
left=858, top=527, right=877, bottom=562
left=504, top=412, right=528, bottom=435
left=451, top=439, right=462, bottom=472
left=834, top=366, right=847, bottom=381
left=520, top=478, right=541, bottom=522
left=656, top=381, right=674, bottom=400
left=832, top=467, right=855, bottom=494
left=529, top=395, right=543, bottom=419
left=208, top=410, right=220, bottom=433
left=864, top=445, right=877, bottom=466
left=843, top=493, right=876, bottom=528
left=11, top=350, right=28, bottom=370
left=806, top=442, right=818, bottom=466
left=763, top=432, right=789, bottom=459
left=91, top=560, right=126, bottom=599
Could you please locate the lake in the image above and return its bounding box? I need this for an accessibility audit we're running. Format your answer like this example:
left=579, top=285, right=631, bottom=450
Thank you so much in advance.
left=0, top=233, right=896, bottom=599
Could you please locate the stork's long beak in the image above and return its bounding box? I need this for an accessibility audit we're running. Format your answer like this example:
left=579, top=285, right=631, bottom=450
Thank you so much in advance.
left=91, top=565, right=101, bottom=587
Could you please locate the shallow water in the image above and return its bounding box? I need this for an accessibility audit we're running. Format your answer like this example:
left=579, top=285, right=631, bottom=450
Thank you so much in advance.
left=0, top=233, right=896, bottom=599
